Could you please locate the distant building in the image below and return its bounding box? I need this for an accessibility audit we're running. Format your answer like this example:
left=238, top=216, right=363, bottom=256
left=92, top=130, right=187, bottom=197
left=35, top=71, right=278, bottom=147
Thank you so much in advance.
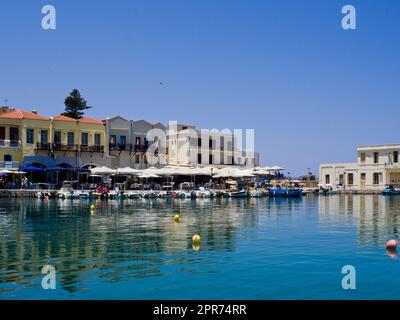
left=166, top=122, right=259, bottom=168
left=105, top=116, right=166, bottom=169
left=320, top=144, right=400, bottom=191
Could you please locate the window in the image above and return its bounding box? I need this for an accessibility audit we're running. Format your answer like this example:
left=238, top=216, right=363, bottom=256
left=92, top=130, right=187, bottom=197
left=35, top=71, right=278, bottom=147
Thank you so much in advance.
left=209, top=154, right=213, bottom=164
left=119, top=135, right=126, bottom=147
left=197, top=153, right=202, bottom=164
left=373, top=173, right=380, bottom=185
left=394, top=151, right=399, bottom=163
left=81, top=133, right=89, bottom=146
left=40, top=130, right=48, bottom=144
left=360, top=152, right=366, bottom=163
left=220, top=137, right=224, bottom=151
left=348, top=173, right=354, bottom=185
left=26, top=129, right=34, bottom=144
left=198, top=138, right=201, bottom=147
left=3, top=154, right=12, bottom=162
left=110, top=135, right=116, bottom=147
left=10, top=127, right=19, bottom=141
left=325, top=174, right=330, bottom=184
left=135, top=137, right=140, bottom=145
left=0, top=127, right=5, bottom=140
left=374, top=152, right=379, bottom=164
left=135, top=155, right=140, bottom=164
left=209, top=138, right=213, bottom=149
left=53, top=131, right=61, bottom=144
left=339, top=174, right=344, bottom=185
left=94, top=133, right=101, bottom=146
left=67, top=132, right=74, bottom=146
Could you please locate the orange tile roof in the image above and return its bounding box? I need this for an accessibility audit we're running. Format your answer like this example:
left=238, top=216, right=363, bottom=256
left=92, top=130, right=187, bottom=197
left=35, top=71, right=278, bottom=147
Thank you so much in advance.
left=0, top=109, right=49, bottom=120
left=53, top=115, right=77, bottom=122
left=79, top=117, right=104, bottom=125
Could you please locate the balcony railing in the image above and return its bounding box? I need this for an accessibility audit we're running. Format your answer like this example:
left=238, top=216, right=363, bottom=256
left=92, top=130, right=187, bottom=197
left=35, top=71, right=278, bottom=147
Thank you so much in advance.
left=133, top=144, right=149, bottom=152
left=0, top=161, right=20, bottom=169
left=109, top=143, right=132, bottom=151
left=36, top=142, right=51, bottom=150
left=0, top=139, right=21, bottom=148
left=80, top=145, right=104, bottom=153
left=51, top=143, right=79, bottom=151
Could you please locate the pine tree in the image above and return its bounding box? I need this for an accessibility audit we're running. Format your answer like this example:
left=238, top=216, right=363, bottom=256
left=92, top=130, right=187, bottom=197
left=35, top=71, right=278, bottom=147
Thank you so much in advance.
left=62, top=89, right=91, bottom=119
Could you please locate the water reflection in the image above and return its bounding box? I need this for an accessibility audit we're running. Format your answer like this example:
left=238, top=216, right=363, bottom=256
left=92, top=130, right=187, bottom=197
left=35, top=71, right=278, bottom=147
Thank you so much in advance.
left=319, top=195, right=400, bottom=246
left=0, top=198, right=261, bottom=294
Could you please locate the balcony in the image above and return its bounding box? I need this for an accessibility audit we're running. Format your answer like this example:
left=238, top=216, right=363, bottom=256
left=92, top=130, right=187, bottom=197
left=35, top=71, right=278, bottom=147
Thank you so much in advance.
left=80, top=145, right=104, bottom=153
left=109, top=143, right=132, bottom=151
left=36, top=142, right=51, bottom=150
left=0, top=139, right=21, bottom=148
left=133, top=144, right=149, bottom=152
left=0, top=161, right=20, bottom=170
left=51, top=143, right=79, bottom=151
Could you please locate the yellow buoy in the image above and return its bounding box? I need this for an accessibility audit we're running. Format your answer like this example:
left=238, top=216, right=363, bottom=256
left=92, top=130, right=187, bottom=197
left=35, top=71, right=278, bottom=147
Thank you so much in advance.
left=90, top=204, right=95, bottom=210
left=192, top=234, right=201, bottom=243
left=173, top=214, right=180, bottom=223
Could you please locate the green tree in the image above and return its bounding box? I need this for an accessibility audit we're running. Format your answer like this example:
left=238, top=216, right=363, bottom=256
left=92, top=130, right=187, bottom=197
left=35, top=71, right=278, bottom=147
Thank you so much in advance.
left=62, top=89, right=91, bottom=119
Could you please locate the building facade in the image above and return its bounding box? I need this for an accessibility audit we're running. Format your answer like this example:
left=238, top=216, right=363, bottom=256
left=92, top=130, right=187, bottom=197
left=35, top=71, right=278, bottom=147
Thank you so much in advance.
left=320, top=144, right=400, bottom=191
left=166, top=122, right=259, bottom=168
left=105, top=116, right=166, bottom=169
left=0, top=107, right=109, bottom=170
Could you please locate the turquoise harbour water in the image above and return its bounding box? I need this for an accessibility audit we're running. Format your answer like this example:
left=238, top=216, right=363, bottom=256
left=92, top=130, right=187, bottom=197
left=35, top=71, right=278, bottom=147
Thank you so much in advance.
left=0, top=195, right=400, bottom=300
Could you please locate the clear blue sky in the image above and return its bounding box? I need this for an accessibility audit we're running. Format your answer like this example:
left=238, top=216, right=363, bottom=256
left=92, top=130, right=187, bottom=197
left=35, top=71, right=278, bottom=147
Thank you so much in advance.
left=1, top=0, right=399, bottom=176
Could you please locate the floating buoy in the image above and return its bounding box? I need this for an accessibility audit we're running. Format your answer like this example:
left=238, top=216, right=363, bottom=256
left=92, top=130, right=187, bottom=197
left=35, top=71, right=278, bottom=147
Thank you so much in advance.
left=90, top=204, right=95, bottom=210
left=386, top=239, right=398, bottom=249
left=192, top=234, right=201, bottom=243
left=192, top=243, right=200, bottom=251
left=173, top=213, right=180, bottom=223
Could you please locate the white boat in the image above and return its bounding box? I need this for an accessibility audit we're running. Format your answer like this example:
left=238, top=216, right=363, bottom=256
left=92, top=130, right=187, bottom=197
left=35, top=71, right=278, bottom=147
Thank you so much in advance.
left=125, top=190, right=141, bottom=199
left=142, top=190, right=157, bottom=198
left=250, top=189, right=263, bottom=197
left=58, top=181, right=79, bottom=199
left=196, top=187, right=215, bottom=198
left=224, top=190, right=248, bottom=198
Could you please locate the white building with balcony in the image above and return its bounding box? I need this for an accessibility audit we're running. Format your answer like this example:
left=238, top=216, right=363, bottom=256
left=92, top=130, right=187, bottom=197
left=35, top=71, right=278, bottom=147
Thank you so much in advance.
left=320, top=144, right=400, bottom=191
left=167, top=122, right=259, bottom=168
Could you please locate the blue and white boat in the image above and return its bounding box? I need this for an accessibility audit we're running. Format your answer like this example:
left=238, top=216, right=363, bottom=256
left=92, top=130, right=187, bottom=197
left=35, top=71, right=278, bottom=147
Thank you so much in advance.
left=269, top=188, right=303, bottom=197
left=382, top=185, right=400, bottom=196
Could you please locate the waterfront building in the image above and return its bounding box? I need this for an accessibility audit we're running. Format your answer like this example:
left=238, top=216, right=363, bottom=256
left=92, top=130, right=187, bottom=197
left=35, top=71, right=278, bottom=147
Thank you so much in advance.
left=166, top=122, right=259, bottom=168
left=0, top=107, right=109, bottom=173
left=105, top=116, right=166, bottom=169
left=320, top=144, right=400, bottom=191
left=0, top=108, right=50, bottom=170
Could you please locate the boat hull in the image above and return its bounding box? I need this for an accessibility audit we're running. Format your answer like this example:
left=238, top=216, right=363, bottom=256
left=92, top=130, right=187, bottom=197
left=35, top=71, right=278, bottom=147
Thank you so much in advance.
left=269, top=189, right=303, bottom=197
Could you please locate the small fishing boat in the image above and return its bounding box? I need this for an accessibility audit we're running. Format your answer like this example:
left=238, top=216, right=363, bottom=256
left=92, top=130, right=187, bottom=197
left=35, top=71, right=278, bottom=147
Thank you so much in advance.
left=142, top=190, right=157, bottom=198
left=269, top=188, right=303, bottom=197
left=382, top=185, right=400, bottom=196
left=224, top=190, right=248, bottom=198
left=195, top=187, right=214, bottom=198
left=126, top=191, right=141, bottom=199
left=58, top=181, right=79, bottom=199
left=250, top=189, right=263, bottom=197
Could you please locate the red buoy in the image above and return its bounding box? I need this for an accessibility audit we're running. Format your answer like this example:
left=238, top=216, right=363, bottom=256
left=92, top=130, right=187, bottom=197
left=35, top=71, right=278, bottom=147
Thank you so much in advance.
left=386, top=239, right=398, bottom=249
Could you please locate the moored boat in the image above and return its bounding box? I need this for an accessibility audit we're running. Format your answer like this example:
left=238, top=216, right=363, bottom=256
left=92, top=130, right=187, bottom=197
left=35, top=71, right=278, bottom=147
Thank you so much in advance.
left=382, top=185, right=400, bottom=195
left=269, top=188, right=303, bottom=197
